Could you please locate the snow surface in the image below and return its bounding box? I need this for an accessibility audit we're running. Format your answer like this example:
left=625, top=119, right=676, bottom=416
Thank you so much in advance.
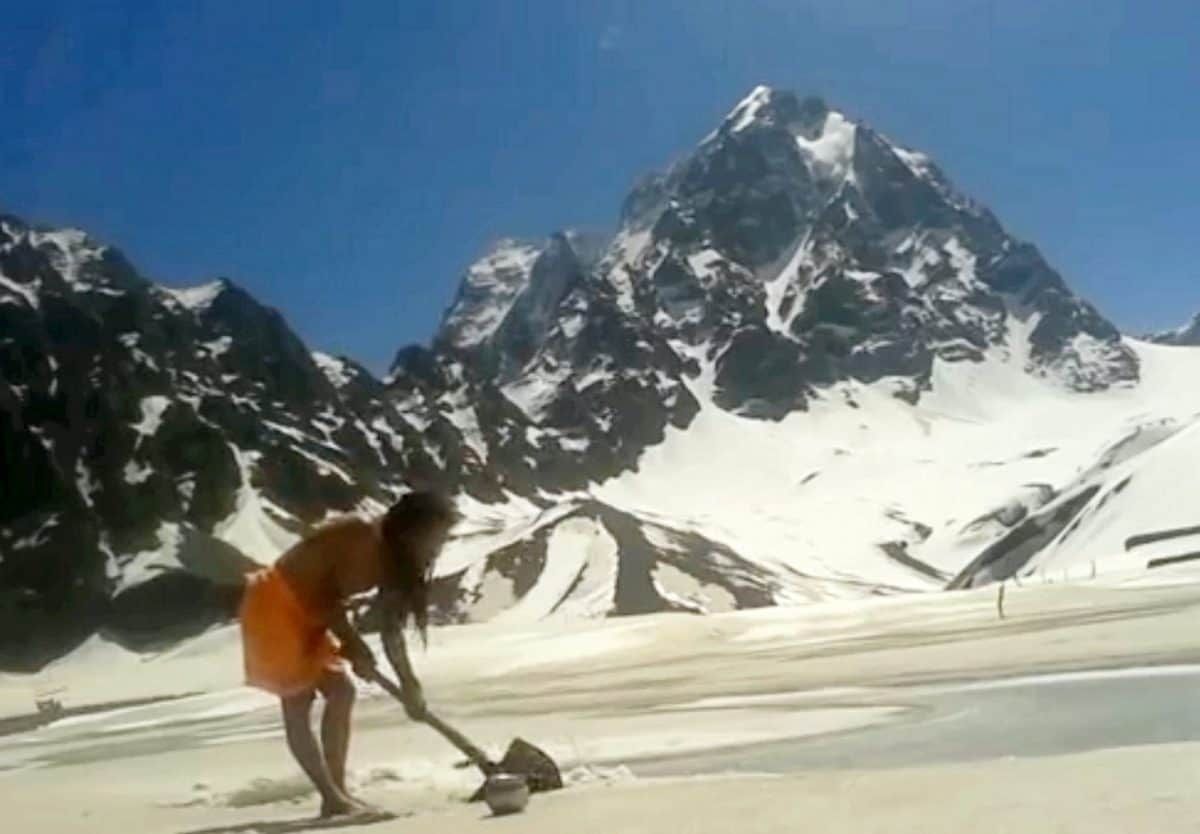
left=312, top=351, right=353, bottom=388
left=132, top=396, right=171, bottom=438
left=113, top=522, right=184, bottom=593
left=210, top=446, right=299, bottom=563
left=491, top=517, right=618, bottom=624
left=0, top=272, right=40, bottom=308
left=198, top=336, right=233, bottom=359
left=501, top=363, right=572, bottom=422
left=592, top=332, right=1200, bottom=597
left=29, top=228, right=106, bottom=292
left=122, top=460, right=154, bottom=485
left=726, top=84, right=773, bottom=133
left=159, top=280, right=225, bottom=312
left=2, top=577, right=1199, bottom=832
left=794, top=112, right=857, bottom=184
left=443, top=240, right=542, bottom=348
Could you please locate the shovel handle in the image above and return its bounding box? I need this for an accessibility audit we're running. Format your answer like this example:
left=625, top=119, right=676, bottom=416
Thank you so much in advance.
left=370, top=672, right=498, bottom=775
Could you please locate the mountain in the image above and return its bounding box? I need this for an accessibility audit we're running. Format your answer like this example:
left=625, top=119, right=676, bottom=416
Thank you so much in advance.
left=1149, top=311, right=1200, bottom=346
left=3, top=86, right=1191, bottom=670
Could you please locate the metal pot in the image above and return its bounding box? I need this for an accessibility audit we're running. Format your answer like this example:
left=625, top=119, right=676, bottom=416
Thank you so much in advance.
left=483, top=772, right=530, bottom=815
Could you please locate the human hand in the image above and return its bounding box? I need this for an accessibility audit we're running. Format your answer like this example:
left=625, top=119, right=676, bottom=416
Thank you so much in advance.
left=346, top=644, right=378, bottom=682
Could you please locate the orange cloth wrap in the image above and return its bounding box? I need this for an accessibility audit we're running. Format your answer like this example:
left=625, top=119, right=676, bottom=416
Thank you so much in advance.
left=239, top=567, right=344, bottom=696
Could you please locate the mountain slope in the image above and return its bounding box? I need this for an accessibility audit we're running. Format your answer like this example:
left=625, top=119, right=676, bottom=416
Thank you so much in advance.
left=1149, top=311, right=1200, bottom=346
left=0, top=215, right=461, bottom=666
left=1, top=86, right=1182, bottom=669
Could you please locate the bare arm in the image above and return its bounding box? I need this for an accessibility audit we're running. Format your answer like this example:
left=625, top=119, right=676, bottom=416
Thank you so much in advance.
left=379, top=593, right=427, bottom=718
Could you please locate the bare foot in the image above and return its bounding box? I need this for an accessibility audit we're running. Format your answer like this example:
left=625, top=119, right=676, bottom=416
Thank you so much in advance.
left=318, top=794, right=358, bottom=819
left=349, top=797, right=387, bottom=817
left=321, top=794, right=387, bottom=820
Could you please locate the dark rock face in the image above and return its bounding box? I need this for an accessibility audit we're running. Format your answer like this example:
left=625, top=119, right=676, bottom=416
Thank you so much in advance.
left=0, top=217, right=439, bottom=668
left=0, top=86, right=1143, bottom=667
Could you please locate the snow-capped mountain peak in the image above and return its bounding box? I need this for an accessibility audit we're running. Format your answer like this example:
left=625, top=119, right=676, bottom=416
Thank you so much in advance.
left=0, top=86, right=1174, bottom=670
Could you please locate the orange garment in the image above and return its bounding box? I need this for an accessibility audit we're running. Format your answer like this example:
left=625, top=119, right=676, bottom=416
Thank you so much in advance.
left=239, top=567, right=344, bottom=696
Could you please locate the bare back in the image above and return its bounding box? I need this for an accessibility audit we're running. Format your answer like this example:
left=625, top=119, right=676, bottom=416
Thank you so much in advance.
left=276, top=517, right=386, bottom=621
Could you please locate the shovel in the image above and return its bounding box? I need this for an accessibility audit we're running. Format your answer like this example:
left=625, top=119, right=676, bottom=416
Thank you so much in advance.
left=369, top=671, right=563, bottom=803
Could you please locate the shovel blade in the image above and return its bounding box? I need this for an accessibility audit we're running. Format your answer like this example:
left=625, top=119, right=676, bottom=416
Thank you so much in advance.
left=468, top=738, right=564, bottom=802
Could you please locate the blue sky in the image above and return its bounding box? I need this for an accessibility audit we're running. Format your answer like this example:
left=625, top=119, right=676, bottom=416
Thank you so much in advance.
left=3, top=1, right=1198, bottom=372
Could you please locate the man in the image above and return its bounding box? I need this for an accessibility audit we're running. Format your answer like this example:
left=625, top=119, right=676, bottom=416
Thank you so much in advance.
left=238, top=490, right=457, bottom=817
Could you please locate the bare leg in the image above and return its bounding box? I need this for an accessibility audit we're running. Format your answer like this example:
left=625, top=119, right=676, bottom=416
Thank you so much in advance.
left=280, top=691, right=355, bottom=817
left=317, top=670, right=356, bottom=796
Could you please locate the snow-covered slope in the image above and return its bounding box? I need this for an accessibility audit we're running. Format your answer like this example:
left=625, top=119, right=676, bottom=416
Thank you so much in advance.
left=2, top=87, right=1190, bottom=669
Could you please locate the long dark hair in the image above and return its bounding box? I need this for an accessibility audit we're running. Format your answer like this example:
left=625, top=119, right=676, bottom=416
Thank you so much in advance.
left=380, top=490, right=457, bottom=639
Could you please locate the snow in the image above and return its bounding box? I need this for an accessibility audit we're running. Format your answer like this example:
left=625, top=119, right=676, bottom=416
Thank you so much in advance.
left=559, top=434, right=590, bottom=453
left=763, top=237, right=812, bottom=333
left=2, top=577, right=1200, bottom=832
left=434, top=497, right=578, bottom=578
left=261, top=419, right=342, bottom=454
left=501, top=363, right=572, bottom=422
left=118, top=332, right=160, bottom=371
left=441, top=396, right=489, bottom=462
left=210, top=446, right=299, bottom=564
left=30, top=228, right=106, bottom=292
left=600, top=228, right=652, bottom=313
left=652, top=563, right=737, bottom=614
left=12, top=515, right=59, bottom=550
left=122, top=460, right=154, bottom=485
left=371, top=416, right=406, bottom=453
left=0, top=272, right=40, bottom=308
left=132, top=395, right=171, bottom=438
left=198, top=336, right=233, bottom=359
left=574, top=363, right=615, bottom=392
left=725, top=84, right=773, bottom=133
left=159, top=280, right=225, bottom=312
left=491, top=517, right=618, bottom=624
left=312, top=351, right=353, bottom=388
left=1013, top=416, right=1200, bottom=576
left=591, top=329, right=1200, bottom=597
left=74, top=458, right=99, bottom=508
left=112, top=522, right=184, bottom=593
left=559, top=311, right=586, bottom=339
left=793, top=112, right=857, bottom=183
left=286, top=443, right=354, bottom=484
left=942, top=236, right=979, bottom=286
left=444, top=240, right=542, bottom=348
left=892, top=144, right=934, bottom=180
